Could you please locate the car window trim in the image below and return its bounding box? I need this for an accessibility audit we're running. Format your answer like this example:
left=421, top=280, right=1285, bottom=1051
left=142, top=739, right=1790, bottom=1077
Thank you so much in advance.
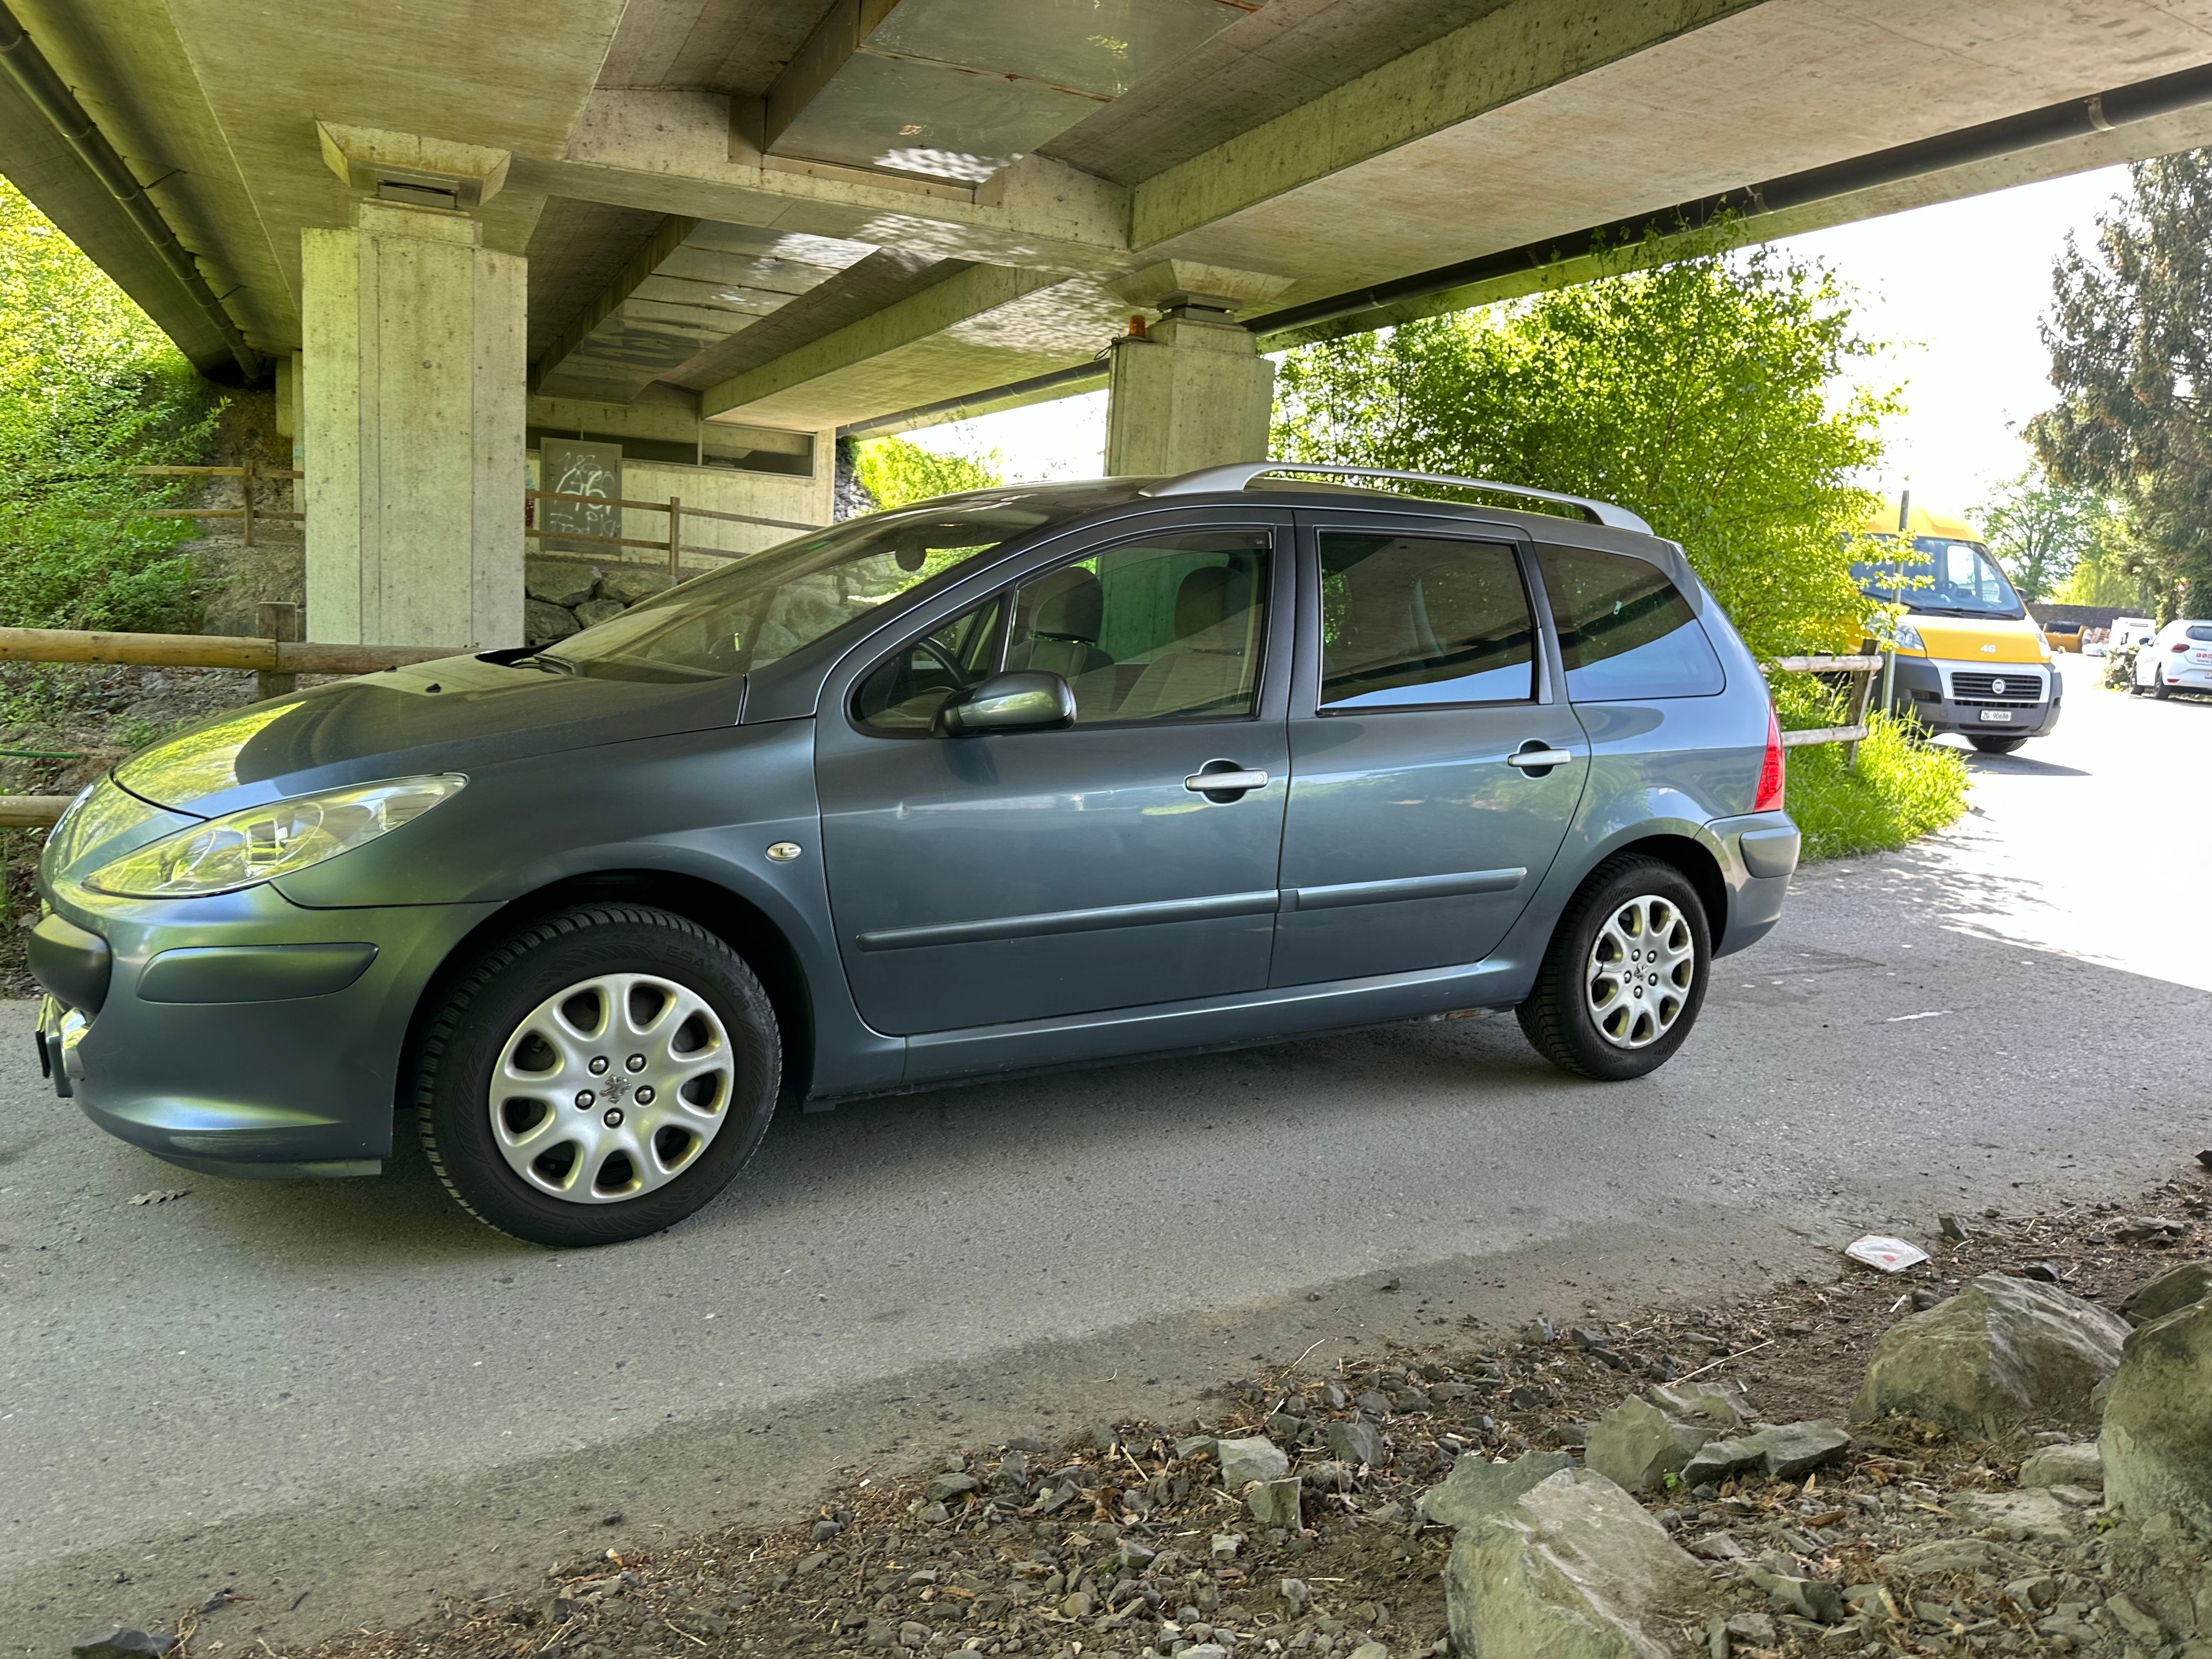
left=837, top=511, right=1294, bottom=740
left=1290, top=512, right=1556, bottom=718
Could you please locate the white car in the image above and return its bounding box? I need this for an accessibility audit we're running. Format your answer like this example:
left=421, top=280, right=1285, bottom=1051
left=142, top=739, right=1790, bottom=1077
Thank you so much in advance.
left=2132, top=619, right=2212, bottom=698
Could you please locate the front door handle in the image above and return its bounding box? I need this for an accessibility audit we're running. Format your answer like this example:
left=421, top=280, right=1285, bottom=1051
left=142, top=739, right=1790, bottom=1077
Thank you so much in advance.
left=1504, top=744, right=1573, bottom=772
left=1185, top=767, right=1269, bottom=795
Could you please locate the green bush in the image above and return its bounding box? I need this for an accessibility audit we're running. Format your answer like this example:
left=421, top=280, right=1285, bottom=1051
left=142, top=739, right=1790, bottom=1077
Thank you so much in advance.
left=850, top=435, right=1002, bottom=510
left=1768, top=675, right=1967, bottom=860
left=0, top=180, right=217, bottom=633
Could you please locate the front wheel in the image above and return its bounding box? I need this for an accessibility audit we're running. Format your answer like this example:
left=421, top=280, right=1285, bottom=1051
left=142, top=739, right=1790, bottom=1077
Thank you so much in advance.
left=1517, top=855, right=1711, bottom=1081
left=1969, top=734, right=2028, bottom=754
left=415, top=905, right=781, bottom=1247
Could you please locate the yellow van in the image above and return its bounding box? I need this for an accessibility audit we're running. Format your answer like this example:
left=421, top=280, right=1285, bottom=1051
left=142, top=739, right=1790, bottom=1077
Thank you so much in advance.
left=1853, top=498, right=2062, bottom=754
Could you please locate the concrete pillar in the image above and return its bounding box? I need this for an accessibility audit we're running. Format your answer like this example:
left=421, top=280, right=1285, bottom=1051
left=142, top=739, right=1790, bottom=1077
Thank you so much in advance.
left=302, top=200, right=524, bottom=647
left=1103, top=307, right=1275, bottom=477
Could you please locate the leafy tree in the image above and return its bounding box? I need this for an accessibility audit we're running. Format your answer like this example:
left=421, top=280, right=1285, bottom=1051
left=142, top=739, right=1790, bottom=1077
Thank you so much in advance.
left=1273, top=237, right=1897, bottom=659
left=1972, top=465, right=2108, bottom=602
left=2032, top=151, right=2212, bottom=620
left=2052, top=537, right=2147, bottom=608
left=0, top=180, right=216, bottom=630
left=851, top=435, right=1002, bottom=510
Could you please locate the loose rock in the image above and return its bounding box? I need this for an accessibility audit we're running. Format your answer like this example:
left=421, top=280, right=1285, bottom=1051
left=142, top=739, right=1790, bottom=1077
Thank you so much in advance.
left=597, top=566, right=675, bottom=606
left=1217, top=1435, right=1290, bottom=1488
left=2120, top=1260, right=2212, bottom=1327
left=1419, top=1450, right=1576, bottom=1531
left=1852, top=1272, right=2128, bottom=1432
left=524, top=558, right=600, bottom=607
left=2019, top=1440, right=2103, bottom=1489
left=1680, top=1421, right=1850, bottom=1486
left=1327, top=1418, right=1389, bottom=1469
left=73, top=1634, right=176, bottom=1659
left=1585, top=1396, right=1719, bottom=1492
left=1247, top=1476, right=1301, bottom=1526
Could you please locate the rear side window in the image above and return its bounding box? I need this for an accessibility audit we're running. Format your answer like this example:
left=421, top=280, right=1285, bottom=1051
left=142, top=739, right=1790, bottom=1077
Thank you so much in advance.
left=2188, top=625, right=2212, bottom=643
left=1537, top=545, right=1724, bottom=700
left=1317, top=533, right=1536, bottom=709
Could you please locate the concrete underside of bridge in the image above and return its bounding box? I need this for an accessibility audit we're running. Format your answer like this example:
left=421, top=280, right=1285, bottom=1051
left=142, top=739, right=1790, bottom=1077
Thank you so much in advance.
left=5, top=0, right=2212, bottom=644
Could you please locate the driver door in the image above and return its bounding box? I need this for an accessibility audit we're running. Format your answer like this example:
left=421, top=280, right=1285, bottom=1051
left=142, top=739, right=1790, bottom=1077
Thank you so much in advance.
left=814, top=515, right=1294, bottom=1036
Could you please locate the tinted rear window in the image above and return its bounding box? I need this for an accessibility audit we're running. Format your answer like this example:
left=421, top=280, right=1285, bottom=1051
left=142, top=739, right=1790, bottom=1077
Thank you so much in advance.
left=2190, top=625, right=2212, bottom=643
left=1537, top=545, right=1724, bottom=699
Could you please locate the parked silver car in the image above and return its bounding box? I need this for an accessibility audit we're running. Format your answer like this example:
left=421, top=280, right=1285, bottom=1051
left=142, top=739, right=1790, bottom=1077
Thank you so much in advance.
left=31, top=464, right=1798, bottom=1246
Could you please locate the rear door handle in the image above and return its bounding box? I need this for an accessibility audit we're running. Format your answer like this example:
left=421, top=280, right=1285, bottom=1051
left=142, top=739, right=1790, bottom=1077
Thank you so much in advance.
left=1185, top=768, right=1269, bottom=794
left=1504, top=745, right=1573, bottom=771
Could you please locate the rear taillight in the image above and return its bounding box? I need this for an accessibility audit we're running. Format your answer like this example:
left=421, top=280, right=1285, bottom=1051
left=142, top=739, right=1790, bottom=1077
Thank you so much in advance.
left=2173, top=642, right=2190, bottom=652
left=1755, top=704, right=1786, bottom=813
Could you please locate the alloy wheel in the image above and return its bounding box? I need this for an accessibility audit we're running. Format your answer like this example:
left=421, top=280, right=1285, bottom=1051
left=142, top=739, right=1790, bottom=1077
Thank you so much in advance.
left=1584, top=894, right=1696, bottom=1050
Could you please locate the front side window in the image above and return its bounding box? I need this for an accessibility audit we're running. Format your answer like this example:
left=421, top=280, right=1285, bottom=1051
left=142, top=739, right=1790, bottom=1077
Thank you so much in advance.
left=538, top=503, right=1049, bottom=682
left=1005, top=531, right=1271, bottom=723
left=1538, top=544, right=1725, bottom=700
left=1318, top=533, right=1536, bottom=709
left=851, top=528, right=1273, bottom=733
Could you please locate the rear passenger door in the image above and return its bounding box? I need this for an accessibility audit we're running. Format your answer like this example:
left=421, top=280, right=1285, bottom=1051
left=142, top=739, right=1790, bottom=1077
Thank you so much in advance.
left=1271, top=514, right=1590, bottom=987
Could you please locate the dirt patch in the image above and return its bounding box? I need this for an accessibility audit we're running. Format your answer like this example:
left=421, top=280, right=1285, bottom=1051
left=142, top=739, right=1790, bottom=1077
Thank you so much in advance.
left=114, top=1165, right=2208, bottom=1659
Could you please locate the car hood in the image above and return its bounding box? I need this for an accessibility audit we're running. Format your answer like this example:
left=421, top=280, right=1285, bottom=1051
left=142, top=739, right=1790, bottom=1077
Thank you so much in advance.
left=114, top=652, right=748, bottom=817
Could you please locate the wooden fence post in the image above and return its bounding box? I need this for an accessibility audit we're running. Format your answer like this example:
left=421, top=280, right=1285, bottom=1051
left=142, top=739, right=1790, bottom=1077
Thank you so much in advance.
left=1842, top=663, right=1876, bottom=769
left=241, top=461, right=257, bottom=548
left=257, top=600, right=301, bottom=700
left=666, top=495, right=682, bottom=578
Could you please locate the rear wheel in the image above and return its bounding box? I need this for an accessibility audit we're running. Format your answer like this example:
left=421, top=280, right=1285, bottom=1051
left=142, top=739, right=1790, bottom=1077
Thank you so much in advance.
left=415, top=905, right=780, bottom=1247
left=2151, top=674, right=2171, bottom=701
left=1969, top=734, right=2028, bottom=754
left=1517, top=855, right=1711, bottom=1081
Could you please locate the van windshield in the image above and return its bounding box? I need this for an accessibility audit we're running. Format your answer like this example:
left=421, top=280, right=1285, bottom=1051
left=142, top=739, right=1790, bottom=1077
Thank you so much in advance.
left=1851, top=534, right=2025, bottom=620
left=536, top=503, right=1051, bottom=682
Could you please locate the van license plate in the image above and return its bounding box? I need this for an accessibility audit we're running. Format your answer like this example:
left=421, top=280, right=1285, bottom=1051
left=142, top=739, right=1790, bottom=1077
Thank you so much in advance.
left=1978, top=709, right=2014, bottom=723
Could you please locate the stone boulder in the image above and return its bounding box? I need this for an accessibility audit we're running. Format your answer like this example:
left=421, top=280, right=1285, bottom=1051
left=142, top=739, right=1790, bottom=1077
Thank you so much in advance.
left=1443, top=1468, right=1707, bottom=1659
left=2102, top=1299, right=2212, bottom=1535
left=2121, top=1261, right=2212, bottom=1328
left=1586, top=1396, right=1718, bottom=1492
left=599, top=565, right=676, bottom=606
left=573, top=597, right=628, bottom=630
left=1646, top=1380, right=1750, bottom=1428
left=2020, top=1441, right=2103, bottom=1490
left=1852, top=1273, right=2128, bottom=1432
left=524, top=599, right=580, bottom=645
left=524, top=557, right=600, bottom=608
left=1419, top=1449, right=1575, bottom=1531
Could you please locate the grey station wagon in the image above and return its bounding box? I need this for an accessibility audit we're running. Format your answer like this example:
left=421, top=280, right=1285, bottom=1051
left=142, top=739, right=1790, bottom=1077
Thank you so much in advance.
left=30, top=463, right=1798, bottom=1246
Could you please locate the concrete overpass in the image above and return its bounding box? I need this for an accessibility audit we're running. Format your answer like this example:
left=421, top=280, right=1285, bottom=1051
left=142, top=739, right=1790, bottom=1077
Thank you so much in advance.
left=4, top=0, right=2211, bottom=648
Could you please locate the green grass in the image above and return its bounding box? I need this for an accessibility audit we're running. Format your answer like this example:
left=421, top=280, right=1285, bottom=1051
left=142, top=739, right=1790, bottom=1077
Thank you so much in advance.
left=1784, top=713, right=1970, bottom=862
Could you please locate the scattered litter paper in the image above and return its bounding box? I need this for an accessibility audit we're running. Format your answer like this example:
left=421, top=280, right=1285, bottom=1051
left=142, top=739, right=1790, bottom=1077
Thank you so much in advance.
left=1845, top=1235, right=1929, bottom=1273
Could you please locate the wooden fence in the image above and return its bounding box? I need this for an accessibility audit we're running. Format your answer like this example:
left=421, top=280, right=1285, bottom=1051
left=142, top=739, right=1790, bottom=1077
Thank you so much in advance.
left=524, top=489, right=818, bottom=575
left=131, top=462, right=302, bottom=546
left=1763, top=653, right=1881, bottom=765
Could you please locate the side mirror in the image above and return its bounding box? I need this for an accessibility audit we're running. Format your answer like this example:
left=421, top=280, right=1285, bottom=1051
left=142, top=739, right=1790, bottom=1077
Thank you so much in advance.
left=935, top=670, right=1075, bottom=736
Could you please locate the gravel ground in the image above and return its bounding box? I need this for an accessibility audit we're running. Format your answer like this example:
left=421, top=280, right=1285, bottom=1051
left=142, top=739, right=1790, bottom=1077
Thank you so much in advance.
left=119, top=1162, right=2210, bottom=1659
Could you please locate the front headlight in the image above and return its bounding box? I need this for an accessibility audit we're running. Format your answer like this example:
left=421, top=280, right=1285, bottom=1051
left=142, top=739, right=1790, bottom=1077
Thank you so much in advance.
left=83, top=775, right=466, bottom=899
left=1892, top=620, right=1925, bottom=653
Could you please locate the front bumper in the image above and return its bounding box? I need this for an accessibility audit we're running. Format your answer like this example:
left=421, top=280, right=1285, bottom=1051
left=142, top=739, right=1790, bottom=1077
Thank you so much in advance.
left=1891, top=654, right=2062, bottom=737
left=31, top=879, right=501, bottom=1178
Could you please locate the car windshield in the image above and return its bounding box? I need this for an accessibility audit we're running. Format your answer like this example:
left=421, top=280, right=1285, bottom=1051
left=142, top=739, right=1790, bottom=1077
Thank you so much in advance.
left=537, top=502, right=1051, bottom=682
left=1850, top=534, right=2025, bottom=619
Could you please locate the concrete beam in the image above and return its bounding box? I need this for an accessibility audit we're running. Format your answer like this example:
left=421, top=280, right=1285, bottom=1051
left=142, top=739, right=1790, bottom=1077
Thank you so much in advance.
left=1128, top=0, right=1756, bottom=253
left=514, top=88, right=1130, bottom=275
left=700, top=259, right=1122, bottom=429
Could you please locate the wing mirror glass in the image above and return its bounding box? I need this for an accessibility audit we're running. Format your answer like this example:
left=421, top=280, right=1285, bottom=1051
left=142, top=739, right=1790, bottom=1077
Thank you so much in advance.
left=935, top=671, right=1075, bottom=736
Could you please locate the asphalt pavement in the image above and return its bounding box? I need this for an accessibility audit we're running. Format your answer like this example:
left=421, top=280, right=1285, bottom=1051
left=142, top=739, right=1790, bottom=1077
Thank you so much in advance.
left=3, top=674, right=2206, bottom=1657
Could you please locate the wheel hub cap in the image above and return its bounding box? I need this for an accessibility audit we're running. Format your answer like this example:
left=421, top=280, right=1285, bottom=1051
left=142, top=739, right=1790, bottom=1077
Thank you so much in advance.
left=1585, top=895, right=1695, bottom=1050
left=488, top=973, right=733, bottom=1204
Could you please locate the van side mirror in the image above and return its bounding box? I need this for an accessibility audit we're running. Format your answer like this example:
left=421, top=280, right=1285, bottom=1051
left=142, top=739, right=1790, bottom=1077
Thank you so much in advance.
left=935, top=670, right=1076, bottom=736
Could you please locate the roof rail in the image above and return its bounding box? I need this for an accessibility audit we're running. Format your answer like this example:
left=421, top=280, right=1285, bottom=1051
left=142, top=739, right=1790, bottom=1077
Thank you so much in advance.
left=1146, top=461, right=1652, bottom=534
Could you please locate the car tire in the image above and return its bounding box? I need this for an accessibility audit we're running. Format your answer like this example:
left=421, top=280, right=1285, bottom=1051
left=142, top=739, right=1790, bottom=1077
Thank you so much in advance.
left=1968, top=735, right=2028, bottom=754
left=414, top=904, right=781, bottom=1248
left=2151, top=675, right=2170, bottom=701
left=1516, top=854, right=1712, bottom=1082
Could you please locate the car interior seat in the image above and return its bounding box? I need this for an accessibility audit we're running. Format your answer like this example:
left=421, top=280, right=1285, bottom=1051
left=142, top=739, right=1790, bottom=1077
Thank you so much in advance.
left=1119, top=563, right=1259, bottom=719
